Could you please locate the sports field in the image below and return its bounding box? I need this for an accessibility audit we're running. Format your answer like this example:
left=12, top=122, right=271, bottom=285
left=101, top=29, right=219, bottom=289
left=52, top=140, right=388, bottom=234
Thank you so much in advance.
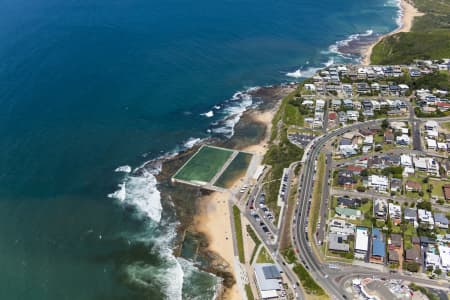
left=173, top=145, right=234, bottom=183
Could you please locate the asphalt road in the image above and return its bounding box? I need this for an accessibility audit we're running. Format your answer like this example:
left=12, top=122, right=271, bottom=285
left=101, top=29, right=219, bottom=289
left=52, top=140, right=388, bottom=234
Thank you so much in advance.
left=292, top=118, right=410, bottom=299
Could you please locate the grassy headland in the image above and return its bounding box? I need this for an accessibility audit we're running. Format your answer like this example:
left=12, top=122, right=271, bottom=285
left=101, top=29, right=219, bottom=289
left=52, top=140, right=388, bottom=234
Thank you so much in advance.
left=371, top=0, right=450, bottom=64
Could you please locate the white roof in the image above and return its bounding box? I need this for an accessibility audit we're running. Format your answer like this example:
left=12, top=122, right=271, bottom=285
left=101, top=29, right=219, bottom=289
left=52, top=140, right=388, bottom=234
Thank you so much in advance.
left=403, top=166, right=415, bottom=175
left=426, top=252, right=440, bottom=266
left=426, top=129, right=438, bottom=137
left=400, top=154, right=412, bottom=166
left=438, top=142, right=447, bottom=149
left=427, top=138, right=437, bottom=147
left=260, top=290, right=278, bottom=298
left=355, top=227, right=369, bottom=251
left=418, top=209, right=434, bottom=223
left=425, top=120, right=438, bottom=128
left=414, top=157, right=428, bottom=169
left=439, top=246, right=450, bottom=269
left=254, top=263, right=281, bottom=292
left=369, top=175, right=388, bottom=186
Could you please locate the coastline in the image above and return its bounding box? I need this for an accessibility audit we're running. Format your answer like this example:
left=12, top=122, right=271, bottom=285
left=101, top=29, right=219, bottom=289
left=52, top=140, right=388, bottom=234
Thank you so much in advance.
left=361, top=0, right=423, bottom=65
left=191, top=85, right=293, bottom=299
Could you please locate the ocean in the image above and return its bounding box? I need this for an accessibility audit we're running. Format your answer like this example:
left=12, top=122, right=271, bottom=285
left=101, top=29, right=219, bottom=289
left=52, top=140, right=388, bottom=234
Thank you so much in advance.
left=0, top=0, right=399, bottom=299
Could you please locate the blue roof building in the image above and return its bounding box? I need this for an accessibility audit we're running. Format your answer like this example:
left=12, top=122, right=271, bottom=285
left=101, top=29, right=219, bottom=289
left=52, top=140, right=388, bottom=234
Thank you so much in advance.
left=371, top=227, right=385, bottom=264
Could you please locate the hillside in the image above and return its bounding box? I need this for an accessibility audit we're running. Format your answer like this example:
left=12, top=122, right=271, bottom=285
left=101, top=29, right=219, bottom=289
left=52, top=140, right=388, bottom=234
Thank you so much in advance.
left=371, top=0, right=450, bottom=64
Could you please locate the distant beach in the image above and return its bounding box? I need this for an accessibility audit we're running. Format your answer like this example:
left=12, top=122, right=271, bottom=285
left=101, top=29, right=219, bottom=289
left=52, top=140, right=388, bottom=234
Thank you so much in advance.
left=361, top=0, right=424, bottom=65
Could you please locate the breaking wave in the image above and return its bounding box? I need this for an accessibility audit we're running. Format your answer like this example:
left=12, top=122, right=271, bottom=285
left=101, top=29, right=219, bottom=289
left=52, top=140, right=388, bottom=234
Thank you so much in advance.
left=208, top=87, right=258, bottom=138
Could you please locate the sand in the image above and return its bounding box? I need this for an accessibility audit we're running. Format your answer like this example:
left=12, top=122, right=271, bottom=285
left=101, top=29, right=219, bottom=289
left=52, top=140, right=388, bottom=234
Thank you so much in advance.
left=242, top=107, right=277, bottom=155
left=193, top=192, right=241, bottom=300
left=193, top=107, right=277, bottom=299
left=361, top=0, right=424, bottom=65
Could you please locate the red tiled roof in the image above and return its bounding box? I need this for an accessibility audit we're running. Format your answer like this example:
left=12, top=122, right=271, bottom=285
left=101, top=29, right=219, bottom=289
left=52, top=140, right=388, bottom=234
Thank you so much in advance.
left=406, top=180, right=422, bottom=191
left=443, top=185, right=450, bottom=200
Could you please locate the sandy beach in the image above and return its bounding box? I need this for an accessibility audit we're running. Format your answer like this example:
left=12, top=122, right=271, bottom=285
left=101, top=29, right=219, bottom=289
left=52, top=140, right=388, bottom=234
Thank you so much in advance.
left=192, top=90, right=285, bottom=299
left=194, top=192, right=241, bottom=300
left=361, top=0, right=423, bottom=65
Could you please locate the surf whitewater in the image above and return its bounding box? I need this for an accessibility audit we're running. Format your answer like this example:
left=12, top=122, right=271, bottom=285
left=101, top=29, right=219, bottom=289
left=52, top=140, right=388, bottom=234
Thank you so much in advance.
left=107, top=87, right=265, bottom=299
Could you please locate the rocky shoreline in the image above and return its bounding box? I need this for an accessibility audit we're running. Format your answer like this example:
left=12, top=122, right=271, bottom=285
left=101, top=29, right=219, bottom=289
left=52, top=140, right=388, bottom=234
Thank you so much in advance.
left=135, top=83, right=297, bottom=297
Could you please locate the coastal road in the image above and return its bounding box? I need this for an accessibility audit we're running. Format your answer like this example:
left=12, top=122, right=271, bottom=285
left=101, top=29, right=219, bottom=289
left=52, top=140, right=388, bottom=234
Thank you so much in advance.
left=292, top=118, right=410, bottom=299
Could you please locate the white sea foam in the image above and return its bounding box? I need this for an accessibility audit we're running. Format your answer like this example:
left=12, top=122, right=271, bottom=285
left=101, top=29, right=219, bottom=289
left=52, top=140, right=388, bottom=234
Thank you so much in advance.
left=211, top=89, right=254, bottom=138
left=109, top=169, right=162, bottom=223
left=201, top=110, right=214, bottom=118
left=286, top=69, right=303, bottom=78
left=286, top=57, right=337, bottom=79
left=115, top=165, right=132, bottom=173
left=124, top=218, right=184, bottom=300
left=183, top=137, right=202, bottom=149
left=328, top=29, right=375, bottom=55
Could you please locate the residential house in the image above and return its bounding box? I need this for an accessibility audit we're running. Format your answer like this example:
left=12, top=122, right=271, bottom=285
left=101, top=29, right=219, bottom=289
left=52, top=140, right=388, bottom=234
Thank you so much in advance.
left=425, top=251, right=440, bottom=271
left=335, top=207, right=362, bottom=220
left=346, top=165, right=364, bottom=175
left=390, top=178, right=402, bottom=193
left=384, top=129, right=394, bottom=144
left=343, top=99, right=353, bottom=109
left=367, top=175, right=389, bottom=191
left=363, top=135, right=374, bottom=146
left=374, top=199, right=388, bottom=220
left=338, top=111, right=347, bottom=123
left=424, top=120, right=438, bottom=131
left=404, top=208, right=418, bottom=228
left=434, top=213, right=449, bottom=229
left=400, top=154, right=412, bottom=167
left=370, top=228, right=386, bottom=264
left=405, top=180, right=422, bottom=192
left=331, top=99, right=342, bottom=109
left=396, top=135, right=410, bottom=145
left=405, top=248, right=421, bottom=264
left=388, top=250, right=400, bottom=264
left=439, top=245, right=450, bottom=272
left=361, top=99, right=373, bottom=111
left=388, top=203, right=402, bottom=225
left=388, top=234, right=402, bottom=250
left=337, top=170, right=357, bottom=188
left=347, top=110, right=359, bottom=121
left=418, top=209, right=434, bottom=229
left=329, top=219, right=355, bottom=236
left=337, top=196, right=361, bottom=208
left=443, top=184, right=450, bottom=201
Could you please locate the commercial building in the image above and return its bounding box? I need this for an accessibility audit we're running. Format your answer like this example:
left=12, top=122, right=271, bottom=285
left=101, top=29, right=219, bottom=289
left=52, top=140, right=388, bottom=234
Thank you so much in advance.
left=253, top=263, right=282, bottom=299
left=328, top=232, right=350, bottom=252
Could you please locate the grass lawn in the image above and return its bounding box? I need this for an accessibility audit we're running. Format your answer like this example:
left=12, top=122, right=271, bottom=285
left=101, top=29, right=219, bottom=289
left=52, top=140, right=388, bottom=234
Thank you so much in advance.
left=292, top=263, right=327, bottom=297
left=441, top=121, right=450, bottom=131
left=256, top=246, right=274, bottom=264
left=174, top=145, right=233, bottom=183
left=245, top=285, right=255, bottom=300
left=232, top=205, right=245, bottom=263
left=246, top=225, right=261, bottom=264
left=309, top=153, right=326, bottom=239
left=429, top=179, right=447, bottom=200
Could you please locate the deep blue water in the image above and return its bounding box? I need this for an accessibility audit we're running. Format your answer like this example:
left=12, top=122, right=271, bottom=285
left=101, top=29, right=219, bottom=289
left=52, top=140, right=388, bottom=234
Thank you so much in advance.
left=0, top=0, right=399, bottom=299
